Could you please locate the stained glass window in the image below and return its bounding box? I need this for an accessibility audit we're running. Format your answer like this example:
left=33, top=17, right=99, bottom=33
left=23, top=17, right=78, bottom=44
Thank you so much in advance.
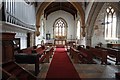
left=105, top=6, right=117, bottom=40
left=54, top=18, right=67, bottom=39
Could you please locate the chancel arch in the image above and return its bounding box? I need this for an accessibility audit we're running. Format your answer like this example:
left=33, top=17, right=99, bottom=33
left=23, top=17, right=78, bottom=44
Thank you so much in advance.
left=36, top=1, right=85, bottom=36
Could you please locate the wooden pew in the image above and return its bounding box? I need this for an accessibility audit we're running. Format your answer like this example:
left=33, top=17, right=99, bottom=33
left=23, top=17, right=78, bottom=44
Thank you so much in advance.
left=15, top=46, right=54, bottom=76
left=49, top=46, right=54, bottom=58
left=33, top=45, right=45, bottom=55
left=70, top=47, right=93, bottom=64
left=17, top=45, right=46, bottom=62
left=39, top=46, right=54, bottom=63
left=77, top=46, right=96, bottom=64
left=2, top=61, right=37, bottom=80
left=70, top=47, right=80, bottom=63
left=1, top=67, right=16, bottom=80
left=97, top=47, right=120, bottom=65
left=15, top=46, right=45, bottom=76
left=14, top=53, right=40, bottom=76
left=19, top=46, right=37, bottom=54
left=33, top=46, right=54, bottom=63
left=87, top=46, right=108, bottom=64
left=45, top=43, right=53, bottom=47
left=115, top=72, right=120, bottom=79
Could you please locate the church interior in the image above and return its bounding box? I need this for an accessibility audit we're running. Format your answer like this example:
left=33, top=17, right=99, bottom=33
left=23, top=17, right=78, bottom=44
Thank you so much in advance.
left=0, top=0, right=120, bottom=80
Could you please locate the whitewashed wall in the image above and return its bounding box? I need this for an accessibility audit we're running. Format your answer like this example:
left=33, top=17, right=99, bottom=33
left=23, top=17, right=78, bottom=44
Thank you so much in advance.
left=15, top=33, right=27, bottom=49
left=91, top=3, right=120, bottom=47
left=46, top=10, right=76, bottom=40
left=91, top=3, right=108, bottom=47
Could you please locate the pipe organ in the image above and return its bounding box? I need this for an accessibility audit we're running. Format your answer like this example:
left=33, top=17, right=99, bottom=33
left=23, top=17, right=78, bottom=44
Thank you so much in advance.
left=3, top=0, right=36, bottom=30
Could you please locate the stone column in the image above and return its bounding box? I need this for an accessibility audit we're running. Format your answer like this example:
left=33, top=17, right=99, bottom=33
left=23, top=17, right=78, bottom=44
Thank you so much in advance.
left=36, top=25, right=40, bottom=36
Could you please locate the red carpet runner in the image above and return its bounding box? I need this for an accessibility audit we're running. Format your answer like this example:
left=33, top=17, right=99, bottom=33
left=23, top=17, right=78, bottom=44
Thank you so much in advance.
left=45, top=48, right=80, bottom=80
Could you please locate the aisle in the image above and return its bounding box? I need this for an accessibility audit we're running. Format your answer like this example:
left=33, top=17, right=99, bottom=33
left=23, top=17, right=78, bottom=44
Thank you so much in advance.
left=45, top=48, right=80, bottom=79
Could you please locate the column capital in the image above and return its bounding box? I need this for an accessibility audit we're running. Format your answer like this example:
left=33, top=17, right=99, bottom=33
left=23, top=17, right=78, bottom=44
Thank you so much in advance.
left=36, top=25, right=40, bottom=28
left=35, top=28, right=40, bottom=36
left=81, top=25, right=86, bottom=28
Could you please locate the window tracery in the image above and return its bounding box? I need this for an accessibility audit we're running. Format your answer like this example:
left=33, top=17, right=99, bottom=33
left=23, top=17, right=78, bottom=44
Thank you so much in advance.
left=105, top=6, right=117, bottom=40
left=53, top=18, right=67, bottom=39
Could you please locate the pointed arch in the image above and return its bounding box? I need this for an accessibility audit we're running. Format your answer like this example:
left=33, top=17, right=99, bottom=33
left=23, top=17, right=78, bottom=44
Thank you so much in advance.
left=53, top=17, right=67, bottom=39
left=36, top=1, right=85, bottom=36
left=105, top=5, right=117, bottom=40
left=86, top=2, right=105, bottom=46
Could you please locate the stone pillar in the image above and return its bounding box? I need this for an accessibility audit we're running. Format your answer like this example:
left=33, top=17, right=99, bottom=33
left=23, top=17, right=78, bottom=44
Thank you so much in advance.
left=36, top=25, right=40, bottom=36
left=81, top=25, right=86, bottom=37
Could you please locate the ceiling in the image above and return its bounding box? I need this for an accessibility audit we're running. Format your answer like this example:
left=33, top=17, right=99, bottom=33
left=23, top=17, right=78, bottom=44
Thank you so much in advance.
left=44, top=2, right=77, bottom=19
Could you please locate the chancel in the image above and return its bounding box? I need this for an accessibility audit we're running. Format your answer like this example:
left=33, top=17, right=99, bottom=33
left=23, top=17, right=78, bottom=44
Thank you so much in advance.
left=1, top=0, right=120, bottom=80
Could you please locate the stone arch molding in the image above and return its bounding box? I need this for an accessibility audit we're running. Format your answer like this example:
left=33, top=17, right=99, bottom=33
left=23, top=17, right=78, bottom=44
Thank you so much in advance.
left=86, top=2, right=119, bottom=46
left=53, top=17, right=68, bottom=28
left=36, top=0, right=85, bottom=36
left=85, top=2, right=105, bottom=46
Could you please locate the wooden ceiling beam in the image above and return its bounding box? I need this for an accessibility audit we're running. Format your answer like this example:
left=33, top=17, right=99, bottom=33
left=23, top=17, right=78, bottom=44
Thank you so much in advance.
left=44, top=2, right=77, bottom=19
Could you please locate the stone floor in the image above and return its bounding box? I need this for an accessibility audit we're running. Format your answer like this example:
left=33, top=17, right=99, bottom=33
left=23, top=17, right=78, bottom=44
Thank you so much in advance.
left=19, top=51, right=120, bottom=80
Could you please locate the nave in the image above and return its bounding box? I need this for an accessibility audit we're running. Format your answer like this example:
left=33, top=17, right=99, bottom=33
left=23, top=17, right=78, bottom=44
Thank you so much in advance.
left=18, top=47, right=120, bottom=80
left=1, top=1, right=120, bottom=80
left=1, top=32, right=120, bottom=80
